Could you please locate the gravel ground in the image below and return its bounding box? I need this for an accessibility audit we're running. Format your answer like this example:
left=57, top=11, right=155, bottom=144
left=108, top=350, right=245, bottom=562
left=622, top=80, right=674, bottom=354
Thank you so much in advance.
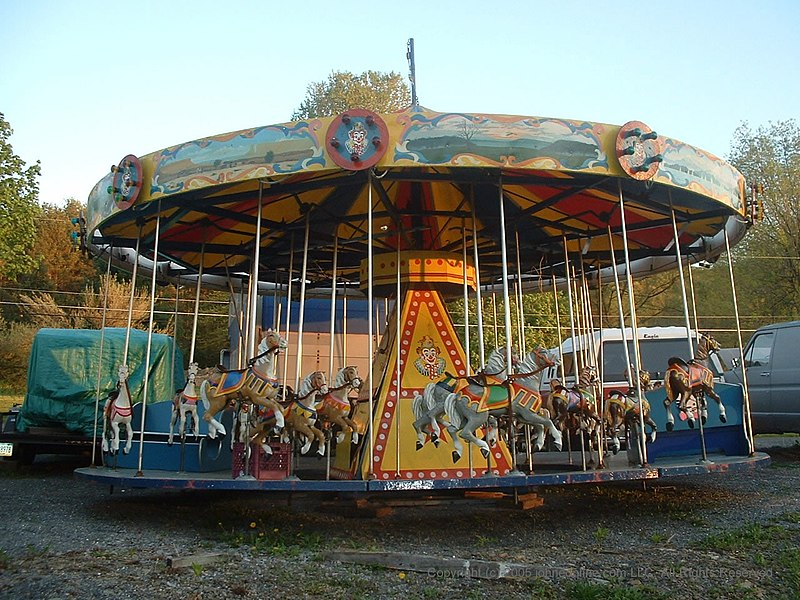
left=1, top=439, right=799, bottom=600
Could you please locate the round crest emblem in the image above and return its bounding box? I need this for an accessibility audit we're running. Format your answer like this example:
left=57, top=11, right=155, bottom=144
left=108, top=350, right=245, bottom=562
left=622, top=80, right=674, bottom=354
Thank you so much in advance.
left=326, top=109, right=389, bottom=171
left=107, top=154, right=142, bottom=210
left=615, top=121, right=664, bottom=181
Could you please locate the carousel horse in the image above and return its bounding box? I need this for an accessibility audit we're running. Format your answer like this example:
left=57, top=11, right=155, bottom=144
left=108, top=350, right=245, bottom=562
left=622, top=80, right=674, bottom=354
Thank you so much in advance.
left=550, top=366, right=603, bottom=464
left=550, top=366, right=602, bottom=437
left=168, top=362, right=200, bottom=445
left=663, top=332, right=726, bottom=431
left=605, top=369, right=657, bottom=454
left=444, top=346, right=563, bottom=462
left=317, top=366, right=363, bottom=444
left=102, top=364, right=133, bottom=455
left=414, top=348, right=513, bottom=462
left=198, top=328, right=287, bottom=439
left=252, top=370, right=329, bottom=457
left=410, top=353, right=514, bottom=458
left=510, top=347, right=563, bottom=452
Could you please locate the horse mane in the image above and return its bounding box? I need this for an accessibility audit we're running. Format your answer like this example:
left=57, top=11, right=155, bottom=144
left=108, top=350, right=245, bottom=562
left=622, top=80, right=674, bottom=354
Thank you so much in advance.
left=333, top=367, right=350, bottom=388
left=485, top=348, right=507, bottom=374
left=296, top=371, right=322, bottom=398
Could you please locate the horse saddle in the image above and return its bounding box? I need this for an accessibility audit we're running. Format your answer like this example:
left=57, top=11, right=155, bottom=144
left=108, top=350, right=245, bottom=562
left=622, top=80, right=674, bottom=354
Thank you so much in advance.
left=216, top=368, right=278, bottom=397
left=461, top=376, right=507, bottom=412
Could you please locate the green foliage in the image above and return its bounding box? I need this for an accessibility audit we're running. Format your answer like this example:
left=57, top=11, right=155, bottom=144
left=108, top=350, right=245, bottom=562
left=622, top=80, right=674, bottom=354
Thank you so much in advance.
left=448, top=291, right=561, bottom=366
left=292, top=70, right=411, bottom=120
left=692, top=522, right=784, bottom=552
left=728, top=120, right=800, bottom=322
left=593, top=525, right=609, bottom=543
left=0, top=113, right=40, bottom=282
left=565, top=581, right=668, bottom=600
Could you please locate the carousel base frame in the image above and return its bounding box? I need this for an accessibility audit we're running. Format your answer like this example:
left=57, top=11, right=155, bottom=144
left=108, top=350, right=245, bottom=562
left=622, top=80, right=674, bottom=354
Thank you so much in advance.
left=74, top=451, right=770, bottom=493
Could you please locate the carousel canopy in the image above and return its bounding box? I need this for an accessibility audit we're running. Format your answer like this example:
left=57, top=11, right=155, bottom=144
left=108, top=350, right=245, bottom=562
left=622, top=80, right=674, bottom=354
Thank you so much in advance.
left=87, top=107, right=747, bottom=294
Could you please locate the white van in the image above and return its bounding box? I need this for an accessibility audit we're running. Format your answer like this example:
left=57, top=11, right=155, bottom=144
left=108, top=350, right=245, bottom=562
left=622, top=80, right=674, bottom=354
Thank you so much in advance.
left=540, top=326, right=725, bottom=398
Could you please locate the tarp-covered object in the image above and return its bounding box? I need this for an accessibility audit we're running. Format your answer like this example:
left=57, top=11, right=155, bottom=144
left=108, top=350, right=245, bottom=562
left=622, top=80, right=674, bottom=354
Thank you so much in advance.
left=18, top=328, right=185, bottom=436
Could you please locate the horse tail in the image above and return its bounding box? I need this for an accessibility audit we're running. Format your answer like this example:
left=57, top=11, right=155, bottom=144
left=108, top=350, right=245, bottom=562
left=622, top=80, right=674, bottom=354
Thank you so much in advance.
left=412, top=392, right=424, bottom=420
left=424, top=383, right=440, bottom=410
left=200, top=380, right=211, bottom=410
left=444, top=393, right=462, bottom=429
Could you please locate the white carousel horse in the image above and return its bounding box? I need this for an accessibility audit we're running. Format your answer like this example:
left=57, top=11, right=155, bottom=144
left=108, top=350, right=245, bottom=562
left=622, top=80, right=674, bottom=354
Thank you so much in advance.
left=317, top=366, right=363, bottom=444
left=606, top=369, right=657, bottom=455
left=102, top=363, right=133, bottom=455
left=413, top=350, right=511, bottom=462
left=168, top=362, right=200, bottom=445
left=443, top=346, right=562, bottom=462
left=199, top=328, right=287, bottom=439
left=663, top=332, right=726, bottom=431
left=509, top=347, right=563, bottom=452
left=252, top=370, right=329, bottom=457
left=411, top=348, right=520, bottom=461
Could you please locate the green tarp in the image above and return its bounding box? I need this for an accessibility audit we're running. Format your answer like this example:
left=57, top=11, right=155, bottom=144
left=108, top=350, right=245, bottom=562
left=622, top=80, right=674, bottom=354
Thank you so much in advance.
left=18, top=328, right=185, bottom=436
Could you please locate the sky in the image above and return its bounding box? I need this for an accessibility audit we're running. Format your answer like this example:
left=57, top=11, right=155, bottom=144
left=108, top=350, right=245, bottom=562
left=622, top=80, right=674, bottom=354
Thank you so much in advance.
left=1, top=0, right=798, bottom=206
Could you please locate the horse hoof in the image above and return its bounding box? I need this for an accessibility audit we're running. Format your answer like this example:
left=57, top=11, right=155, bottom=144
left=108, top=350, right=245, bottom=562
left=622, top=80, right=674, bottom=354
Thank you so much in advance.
left=480, top=448, right=490, bottom=460
left=416, top=441, right=423, bottom=451
left=431, top=432, right=439, bottom=443
left=666, top=422, right=674, bottom=432
left=701, top=416, right=707, bottom=425
left=452, top=451, right=460, bottom=464
left=688, top=420, right=695, bottom=429
left=720, top=415, right=727, bottom=424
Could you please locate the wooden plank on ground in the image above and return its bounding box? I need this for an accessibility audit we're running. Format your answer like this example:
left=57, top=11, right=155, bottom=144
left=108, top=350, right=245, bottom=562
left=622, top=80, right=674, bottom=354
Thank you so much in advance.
left=167, top=552, right=226, bottom=569
left=326, top=550, right=537, bottom=580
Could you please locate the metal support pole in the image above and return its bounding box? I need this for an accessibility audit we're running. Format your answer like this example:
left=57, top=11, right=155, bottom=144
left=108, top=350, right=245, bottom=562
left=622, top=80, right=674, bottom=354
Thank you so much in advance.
left=671, top=205, right=709, bottom=462
left=724, top=225, right=756, bottom=454
left=367, top=171, right=375, bottom=479
left=498, top=177, right=520, bottom=475
left=92, top=242, right=114, bottom=468
left=471, top=197, right=486, bottom=368
left=617, top=183, right=648, bottom=466
left=137, top=204, right=162, bottom=476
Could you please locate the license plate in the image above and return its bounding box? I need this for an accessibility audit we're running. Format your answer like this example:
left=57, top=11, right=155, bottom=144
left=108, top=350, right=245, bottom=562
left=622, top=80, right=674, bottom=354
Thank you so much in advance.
left=0, top=442, right=13, bottom=457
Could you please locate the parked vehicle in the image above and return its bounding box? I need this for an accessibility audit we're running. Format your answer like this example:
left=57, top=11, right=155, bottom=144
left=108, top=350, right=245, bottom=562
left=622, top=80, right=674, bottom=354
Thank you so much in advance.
left=540, top=326, right=725, bottom=400
left=723, top=321, right=800, bottom=434
left=0, top=327, right=184, bottom=464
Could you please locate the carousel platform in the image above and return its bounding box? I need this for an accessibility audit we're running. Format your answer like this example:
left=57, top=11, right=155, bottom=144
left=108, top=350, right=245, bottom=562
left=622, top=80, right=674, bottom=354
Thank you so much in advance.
left=74, top=450, right=771, bottom=493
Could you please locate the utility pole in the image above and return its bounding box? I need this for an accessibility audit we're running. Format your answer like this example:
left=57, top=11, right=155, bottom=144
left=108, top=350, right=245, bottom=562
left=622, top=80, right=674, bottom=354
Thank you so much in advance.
left=407, top=38, right=419, bottom=109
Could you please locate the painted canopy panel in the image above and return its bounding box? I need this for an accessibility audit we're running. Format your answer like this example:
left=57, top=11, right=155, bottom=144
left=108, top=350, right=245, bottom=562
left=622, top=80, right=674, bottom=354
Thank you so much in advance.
left=86, top=107, right=747, bottom=291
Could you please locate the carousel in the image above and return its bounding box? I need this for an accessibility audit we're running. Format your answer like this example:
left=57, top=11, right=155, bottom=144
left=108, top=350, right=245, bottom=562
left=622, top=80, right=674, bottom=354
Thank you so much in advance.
left=74, top=105, right=768, bottom=493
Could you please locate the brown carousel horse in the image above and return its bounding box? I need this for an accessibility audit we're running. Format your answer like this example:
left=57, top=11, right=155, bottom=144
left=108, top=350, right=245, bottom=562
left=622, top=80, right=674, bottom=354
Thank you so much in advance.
left=550, top=365, right=603, bottom=464
left=198, top=328, right=287, bottom=439
left=605, top=369, right=657, bottom=455
left=251, top=370, right=329, bottom=456
left=317, top=365, right=363, bottom=444
left=550, top=366, right=602, bottom=436
left=663, top=333, right=726, bottom=431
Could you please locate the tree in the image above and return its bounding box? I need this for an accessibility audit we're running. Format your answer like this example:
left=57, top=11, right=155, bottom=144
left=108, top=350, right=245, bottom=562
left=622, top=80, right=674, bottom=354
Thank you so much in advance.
left=727, top=120, right=800, bottom=320
left=292, top=70, right=411, bottom=120
left=0, top=113, right=40, bottom=282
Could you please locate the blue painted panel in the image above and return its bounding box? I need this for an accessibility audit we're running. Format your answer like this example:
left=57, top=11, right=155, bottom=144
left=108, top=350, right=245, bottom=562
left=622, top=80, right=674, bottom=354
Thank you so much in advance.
left=645, top=383, right=750, bottom=460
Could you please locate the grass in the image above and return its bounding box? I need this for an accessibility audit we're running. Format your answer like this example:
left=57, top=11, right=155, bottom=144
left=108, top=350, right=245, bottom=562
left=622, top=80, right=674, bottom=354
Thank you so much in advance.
left=217, top=520, right=325, bottom=557
left=565, top=581, right=669, bottom=599
left=692, top=522, right=785, bottom=552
